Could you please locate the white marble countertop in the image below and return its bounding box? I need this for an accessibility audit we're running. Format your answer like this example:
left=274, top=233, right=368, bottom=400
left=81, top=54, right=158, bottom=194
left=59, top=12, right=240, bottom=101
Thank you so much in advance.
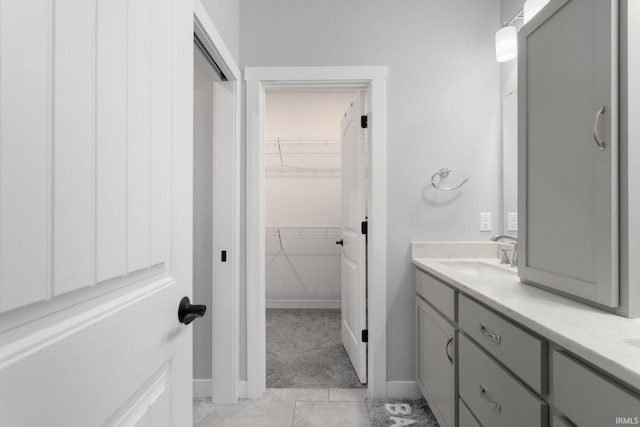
left=411, top=242, right=640, bottom=393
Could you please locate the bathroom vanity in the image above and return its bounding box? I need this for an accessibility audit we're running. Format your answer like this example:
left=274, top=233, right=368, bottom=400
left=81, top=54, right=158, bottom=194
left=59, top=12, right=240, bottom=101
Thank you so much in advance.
left=412, top=242, right=640, bottom=427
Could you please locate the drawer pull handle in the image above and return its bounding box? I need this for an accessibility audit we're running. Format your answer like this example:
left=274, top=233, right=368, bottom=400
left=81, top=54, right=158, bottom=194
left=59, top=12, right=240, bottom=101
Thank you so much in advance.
left=592, top=105, right=606, bottom=150
left=445, top=336, right=453, bottom=365
left=479, top=384, right=502, bottom=413
left=479, top=323, right=502, bottom=343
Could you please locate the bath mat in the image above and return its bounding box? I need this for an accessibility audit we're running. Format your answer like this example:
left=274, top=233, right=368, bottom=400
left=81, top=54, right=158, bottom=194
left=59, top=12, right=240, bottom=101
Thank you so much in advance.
left=365, top=398, right=440, bottom=427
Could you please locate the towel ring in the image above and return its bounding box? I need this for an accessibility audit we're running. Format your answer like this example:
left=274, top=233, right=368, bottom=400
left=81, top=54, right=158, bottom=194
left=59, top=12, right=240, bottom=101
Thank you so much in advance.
left=431, top=168, right=469, bottom=191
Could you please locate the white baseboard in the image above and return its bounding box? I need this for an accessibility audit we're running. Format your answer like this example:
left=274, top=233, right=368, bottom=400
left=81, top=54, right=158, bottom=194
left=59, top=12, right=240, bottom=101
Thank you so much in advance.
left=266, top=299, right=340, bottom=309
left=386, top=381, right=421, bottom=399
left=193, top=379, right=212, bottom=399
left=195, top=379, right=247, bottom=401
left=237, top=380, right=248, bottom=398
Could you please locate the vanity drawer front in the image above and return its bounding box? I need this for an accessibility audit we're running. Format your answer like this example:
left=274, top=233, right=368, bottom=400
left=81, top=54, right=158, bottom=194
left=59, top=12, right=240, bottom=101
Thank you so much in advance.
left=459, top=399, right=482, bottom=427
left=551, top=415, right=574, bottom=427
left=459, top=294, right=546, bottom=393
left=416, top=269, right=455, bottom=321
left=459, top=335, right=547, bottom=427
left=553, top=350, right=640, bottom=427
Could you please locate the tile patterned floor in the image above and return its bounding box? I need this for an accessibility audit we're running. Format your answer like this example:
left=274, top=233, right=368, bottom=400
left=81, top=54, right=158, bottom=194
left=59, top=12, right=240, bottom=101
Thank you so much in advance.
left=193, top=388, right=371, bottom=427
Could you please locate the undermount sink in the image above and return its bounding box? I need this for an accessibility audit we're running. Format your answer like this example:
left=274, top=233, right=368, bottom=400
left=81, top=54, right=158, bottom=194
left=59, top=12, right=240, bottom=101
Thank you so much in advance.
left=438, top=261, right=516, bottom=276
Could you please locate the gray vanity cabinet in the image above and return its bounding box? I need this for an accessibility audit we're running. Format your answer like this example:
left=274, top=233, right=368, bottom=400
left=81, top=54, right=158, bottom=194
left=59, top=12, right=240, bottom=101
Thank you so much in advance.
left=415, top=264, right=640, bottom=427
left=459, top=335, right=547, bottom=427
left=518, top=0, right=619, bottom=307
left=551, top=415, right=574, bottom=427
left=457, top=296, right=548, bottom=427
left=459, top=294, right=547, bottom=394
left=415, top=270, right=456, bottom=427
left=459, top=399, right=481, bottom=427
left=552, top=350, right=640, bottom=427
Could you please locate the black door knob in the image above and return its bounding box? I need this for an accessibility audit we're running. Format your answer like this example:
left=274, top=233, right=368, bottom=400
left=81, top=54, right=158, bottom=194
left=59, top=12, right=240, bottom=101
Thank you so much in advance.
left=336, top=239, right=344, bottom=246
left=178, top=296, right=206, bottom=325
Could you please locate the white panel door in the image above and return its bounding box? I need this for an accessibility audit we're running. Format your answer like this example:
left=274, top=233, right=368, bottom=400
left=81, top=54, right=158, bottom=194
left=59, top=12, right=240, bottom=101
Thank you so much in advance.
left=340, top=93, right=367, bottom=384
left=0, top=0, right=194, bottom=426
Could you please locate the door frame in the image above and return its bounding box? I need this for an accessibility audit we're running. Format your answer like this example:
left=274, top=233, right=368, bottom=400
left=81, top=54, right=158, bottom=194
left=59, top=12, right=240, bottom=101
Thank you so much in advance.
left=193, top=2, right=241, bottom=404
left=245, top=66, right=388, bottom=398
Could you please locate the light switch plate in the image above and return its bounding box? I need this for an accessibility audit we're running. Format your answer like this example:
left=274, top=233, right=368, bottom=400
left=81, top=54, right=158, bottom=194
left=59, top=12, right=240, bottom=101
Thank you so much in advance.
left=480, top=213, right=492, bottom=231
left=507, top=212, right=518, bottom=231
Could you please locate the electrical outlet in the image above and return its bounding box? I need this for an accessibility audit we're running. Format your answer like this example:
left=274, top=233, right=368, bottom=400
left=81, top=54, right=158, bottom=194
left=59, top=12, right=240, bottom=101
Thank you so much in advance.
left=480, top=213, right=492, bottom=231
left=507, top=212, right=518, bottom=231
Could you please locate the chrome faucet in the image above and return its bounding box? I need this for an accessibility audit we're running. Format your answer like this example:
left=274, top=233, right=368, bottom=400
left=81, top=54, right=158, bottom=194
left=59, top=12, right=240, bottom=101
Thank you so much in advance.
left=490, top=234, right=518, bottom=267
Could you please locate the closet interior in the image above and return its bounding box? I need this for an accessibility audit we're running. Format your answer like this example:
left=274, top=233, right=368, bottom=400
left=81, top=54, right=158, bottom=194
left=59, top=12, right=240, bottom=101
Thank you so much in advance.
left=264, top=90, right=364, bottom=388
left=265, top=90, right=356, bottom=309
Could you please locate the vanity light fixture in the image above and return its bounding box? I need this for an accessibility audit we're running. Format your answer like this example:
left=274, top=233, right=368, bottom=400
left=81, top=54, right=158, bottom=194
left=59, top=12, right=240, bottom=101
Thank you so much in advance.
left=496, top=26, right=518, bottom=62
left=495, top=7, right=523, bottom=62
left=495, top=0, right=550, bottom=62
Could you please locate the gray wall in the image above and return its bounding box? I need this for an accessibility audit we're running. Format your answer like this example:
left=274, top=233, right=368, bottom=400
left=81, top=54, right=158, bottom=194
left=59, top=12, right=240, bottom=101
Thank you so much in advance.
left=201, top=0, right=240, bottom=64
left=240, top=0, right=502, bottom=383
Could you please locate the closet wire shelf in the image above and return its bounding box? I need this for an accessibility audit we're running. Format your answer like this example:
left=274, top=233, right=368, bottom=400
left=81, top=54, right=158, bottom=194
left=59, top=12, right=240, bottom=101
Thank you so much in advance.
left=265, top=226, right=341, bottom=237
left=265, top=227, right=342, bottom=273
left=265, top=137, right=342, bottom=176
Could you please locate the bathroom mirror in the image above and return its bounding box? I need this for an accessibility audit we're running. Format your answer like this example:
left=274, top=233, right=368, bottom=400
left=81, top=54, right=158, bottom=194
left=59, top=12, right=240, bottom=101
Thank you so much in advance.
left=502, top=91, right=518, bottom=237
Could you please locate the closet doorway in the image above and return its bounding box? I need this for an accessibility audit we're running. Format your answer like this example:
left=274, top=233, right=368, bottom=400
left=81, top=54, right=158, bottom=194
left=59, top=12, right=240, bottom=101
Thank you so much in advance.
left=264, top=89, right=367, bottom=389
left=245, top=66, right=388, bottom=399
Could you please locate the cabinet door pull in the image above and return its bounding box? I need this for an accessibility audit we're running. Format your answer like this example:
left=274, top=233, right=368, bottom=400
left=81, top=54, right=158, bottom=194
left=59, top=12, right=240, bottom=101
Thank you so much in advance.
left=479, top=384, right=502, bottom=413
left=445, top=336, right=453, bottom=364
left=479, top=323, right=502, bottom=343
left=592, top=105, right=606, bottom=150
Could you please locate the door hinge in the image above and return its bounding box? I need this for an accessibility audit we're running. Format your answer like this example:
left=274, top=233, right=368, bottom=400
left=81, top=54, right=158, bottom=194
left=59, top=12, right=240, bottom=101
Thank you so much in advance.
left=360, top=114, right=368, bottom=129
left=361, top=329, right=369, bottom=343
left=361, top=220, right=368, bottom=235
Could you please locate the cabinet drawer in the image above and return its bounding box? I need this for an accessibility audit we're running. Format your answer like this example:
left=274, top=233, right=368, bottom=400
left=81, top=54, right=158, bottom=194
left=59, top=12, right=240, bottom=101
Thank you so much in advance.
left=553, top=350, right=640, bottom=427
left=459, top=399, right=481, bottom=427
left=416, top=269, right=455, bottom=321
left=459, top=294, right=546, bottom=393
left=551, top=415, right=574, bottom=427
left=459, top=335, right=547, bottom=427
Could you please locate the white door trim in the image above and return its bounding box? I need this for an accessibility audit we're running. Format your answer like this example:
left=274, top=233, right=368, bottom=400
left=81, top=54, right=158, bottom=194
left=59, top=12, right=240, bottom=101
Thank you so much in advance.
left=244, top=66, right=388, bottom=399
left=193, top=1, right=241, bottom=404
